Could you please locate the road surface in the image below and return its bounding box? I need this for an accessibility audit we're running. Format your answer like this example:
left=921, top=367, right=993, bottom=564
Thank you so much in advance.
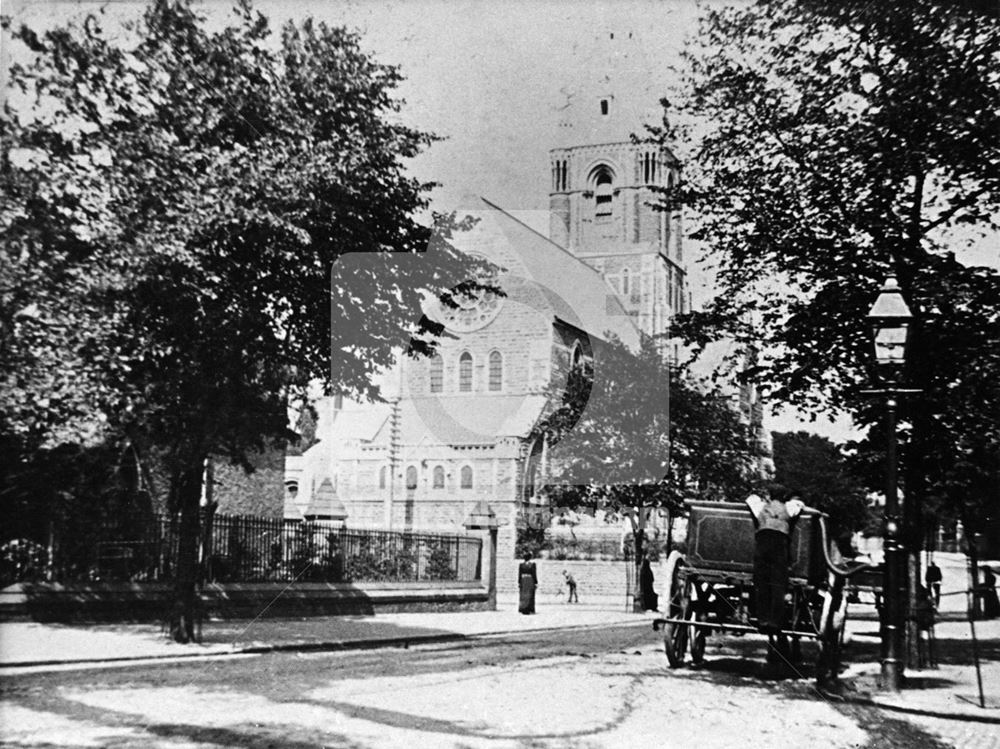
left=0, top=623, right=962, bottom=748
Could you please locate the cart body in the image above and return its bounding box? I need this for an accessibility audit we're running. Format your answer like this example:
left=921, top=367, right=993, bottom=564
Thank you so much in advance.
left=653, top=500, right=871, bottom=682
left=685, top=500, right=824, bottom=583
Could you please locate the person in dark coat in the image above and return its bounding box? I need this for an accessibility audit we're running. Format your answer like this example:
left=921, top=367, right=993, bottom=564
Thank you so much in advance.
left=518, top=553, right=537, bottom=614
left=746, top=486, right=805, bottom=673
left=983, top=567, right=1000, bottom=619
left=925, top=561, right=943, bottom=607
left=639, top=556, right=658, bottom=611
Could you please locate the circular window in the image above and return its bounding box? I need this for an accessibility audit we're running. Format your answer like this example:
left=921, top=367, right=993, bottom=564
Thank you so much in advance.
left=433, top=253, right=504, bottom=332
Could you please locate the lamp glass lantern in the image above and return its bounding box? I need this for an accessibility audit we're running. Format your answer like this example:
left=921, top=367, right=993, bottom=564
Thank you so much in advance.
left=867, top=276, right=913, bottom=381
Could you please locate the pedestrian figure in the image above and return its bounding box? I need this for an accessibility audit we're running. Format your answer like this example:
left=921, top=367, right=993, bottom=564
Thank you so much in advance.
left=925, top=560, right=942, bottom=608
left=983, top=567, right=1000, bottom=619
left=639, top=555, right=658, bottom=611
left=914, top=584, right=937, bottom=668
left=518, top=553, right=537, bottom=614
left=746, top=485, right=805, bottom=675
left=563, top=570, right=579, bottom=603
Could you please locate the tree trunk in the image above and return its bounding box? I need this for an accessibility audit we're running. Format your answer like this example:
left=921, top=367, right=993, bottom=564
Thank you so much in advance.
left=666, top=510, right=674, bottom=555
left=168, top=462, right=204, bottom=643
left=906, top=550, right=920, bottom=669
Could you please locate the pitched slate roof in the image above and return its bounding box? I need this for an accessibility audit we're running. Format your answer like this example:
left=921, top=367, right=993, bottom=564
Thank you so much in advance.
left=396, top=394, right=550, bottom=446
left=304, top=477, right=347, bottom=520
left=455, top=197, right=640, bottom=349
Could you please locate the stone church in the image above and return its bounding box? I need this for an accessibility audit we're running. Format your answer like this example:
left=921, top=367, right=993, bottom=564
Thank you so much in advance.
left=284, top=32, right=773, bottom=576
left=286, top=35, right=691, bottom=561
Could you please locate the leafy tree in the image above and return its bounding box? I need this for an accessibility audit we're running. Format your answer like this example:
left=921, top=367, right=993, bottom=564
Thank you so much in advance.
left=1, top=1, right=477, bottom=640
left=665, top=0, right=1000, bottom=664
left=537, top=335, right=760, bottom=585
left=287, top=404, right=319, bottom=457
left=666, top=0, right=1000, bottom=554
left=771, top=431, right=872, bottom=547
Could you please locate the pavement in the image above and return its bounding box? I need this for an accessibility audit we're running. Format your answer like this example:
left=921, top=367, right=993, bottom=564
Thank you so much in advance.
left=3, top=552, right=1000, bottom=728
left=0, top=591, right=646, bottom=671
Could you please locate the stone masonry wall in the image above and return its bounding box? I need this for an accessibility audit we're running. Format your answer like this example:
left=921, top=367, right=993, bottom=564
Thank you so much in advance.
left=497, top=557, right=672, bottom=602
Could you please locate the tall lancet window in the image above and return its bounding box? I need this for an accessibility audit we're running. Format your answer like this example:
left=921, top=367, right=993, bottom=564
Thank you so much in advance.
left=459, top=351, right=473, bottom=392
left=488, top=350, right=503, bottom=391
left=429, top=353, right=444, bottom=393
left=553, top=160, right=569, bottom=191
left=594, top=171, right=614, bottom=220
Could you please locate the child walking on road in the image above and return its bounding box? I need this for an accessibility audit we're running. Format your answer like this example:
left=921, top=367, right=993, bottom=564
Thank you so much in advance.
left=563, top=570, right=579, bottom=603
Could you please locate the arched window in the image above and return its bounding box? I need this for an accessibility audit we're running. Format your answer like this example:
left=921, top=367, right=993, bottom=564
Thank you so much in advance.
left=459, top=351, right=473, bottom=392
left=378, top=466, right=387, bottom=489
left=572, top=342, right=584, bottom=368
left=429, top=353, right=444, bottom=393
left=460, top=465, right=473, bottom=489
left=405, top=465, right=418, bottom=490
left=594, top=171, right=613, bottom=219
left=488, top=351, right=503, bottom=391
left=433, top=465, right=445, bottom=489
left=622, top=267, right=630, bottom=296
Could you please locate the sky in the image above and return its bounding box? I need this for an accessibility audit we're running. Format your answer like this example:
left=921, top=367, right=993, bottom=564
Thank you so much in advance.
left=4, top=0, right=996, bottom=442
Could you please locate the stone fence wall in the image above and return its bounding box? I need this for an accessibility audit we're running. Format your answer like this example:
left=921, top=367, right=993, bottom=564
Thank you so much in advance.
left=497, top=557, right=672, bottom=602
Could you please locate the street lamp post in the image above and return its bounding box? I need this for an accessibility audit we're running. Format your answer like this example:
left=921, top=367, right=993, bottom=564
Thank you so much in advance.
left=866, top=276, right=915, bottom=693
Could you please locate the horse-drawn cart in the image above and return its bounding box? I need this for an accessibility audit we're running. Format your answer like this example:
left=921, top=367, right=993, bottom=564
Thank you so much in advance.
left=652, top=501, right=871, bottom=681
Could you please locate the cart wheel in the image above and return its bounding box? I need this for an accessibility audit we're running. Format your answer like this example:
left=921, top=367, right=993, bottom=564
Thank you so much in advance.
left=662, top=551, right=689, bottom=667
left=685, top=578, right=707, bottom=665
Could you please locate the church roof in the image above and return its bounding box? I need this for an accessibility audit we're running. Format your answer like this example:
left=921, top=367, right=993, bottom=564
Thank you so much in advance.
left=397, top=394, right=549, bottom=446
left=304, top=478, right=347, bottom=520
left=321, top=403, right=393, bottom=444
left=457, top=197, right=640, bottom=349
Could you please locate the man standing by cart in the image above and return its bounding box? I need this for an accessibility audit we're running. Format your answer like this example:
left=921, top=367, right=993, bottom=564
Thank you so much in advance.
left=746, top=485, right=805, bottom=675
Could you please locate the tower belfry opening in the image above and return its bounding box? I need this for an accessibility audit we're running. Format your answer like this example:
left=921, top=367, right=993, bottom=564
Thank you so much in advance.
left=547, top=33, right=687, bottom=339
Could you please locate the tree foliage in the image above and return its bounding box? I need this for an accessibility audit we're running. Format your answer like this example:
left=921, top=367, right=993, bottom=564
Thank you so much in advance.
left=771, top=431, right=872, bottom=542
left=536, top=335, right=760, bottom=559
left=667, top=0, right=1000, bottom=530
left=1, top=0, right=475, bottom=639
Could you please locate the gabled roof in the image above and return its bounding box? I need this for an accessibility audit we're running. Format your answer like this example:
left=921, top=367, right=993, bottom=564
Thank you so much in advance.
left=397, top=394, right=549, bottom=446
left=323, top=404, right=393, bottom=444
left=304, top=478, right=347, bottom=520
left=454, top=197, right=640, bottom=349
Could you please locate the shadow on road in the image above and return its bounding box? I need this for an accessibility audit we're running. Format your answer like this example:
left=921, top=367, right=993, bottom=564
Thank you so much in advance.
left=198, top=616, right=461, bottom=649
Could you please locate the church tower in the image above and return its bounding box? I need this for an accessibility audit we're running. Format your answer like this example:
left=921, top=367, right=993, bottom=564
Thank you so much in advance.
left=548, top=29, right=686, bottom=340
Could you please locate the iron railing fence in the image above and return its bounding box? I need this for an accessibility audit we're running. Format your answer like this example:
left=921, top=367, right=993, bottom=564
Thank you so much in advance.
left=207, top=516, right=482, bottom=584
left=2, top=512, right=481, bottom=585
